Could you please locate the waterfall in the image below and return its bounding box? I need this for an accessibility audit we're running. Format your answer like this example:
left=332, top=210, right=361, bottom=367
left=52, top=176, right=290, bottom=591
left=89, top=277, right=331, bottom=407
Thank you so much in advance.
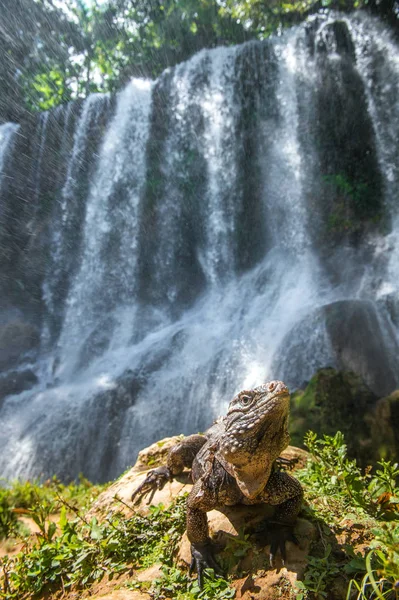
left=348, top=16, right=399, bottom=305
left=43, top=94, right=111, bottom=351
left=56, top=80, right=153, bottom=377
left=31, top=112, right=50, bottom=204
left=0, top=12, right=398, bottom=482
left=0, top=123, right=19, bottom=193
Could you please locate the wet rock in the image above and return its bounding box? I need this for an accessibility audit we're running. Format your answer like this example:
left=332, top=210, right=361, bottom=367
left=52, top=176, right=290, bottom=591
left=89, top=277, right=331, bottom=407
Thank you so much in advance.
left=0, top=320, right=40, bottom=370
left=276, top=299, right=398, bottom=397
left=78, top=316, right=116, bottom=369
left=323, top=300, right=398, bottom=395
left=0, top=368, right=38, bottom=405
left=290, top=368, right=378, bottom=465
left=372, top=390, right=399, bottom=461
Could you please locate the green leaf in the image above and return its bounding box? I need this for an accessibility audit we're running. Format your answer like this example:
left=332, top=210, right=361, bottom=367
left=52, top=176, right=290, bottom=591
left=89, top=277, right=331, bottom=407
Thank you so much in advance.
left=90, top=518, right=103, bottom=540
left=295, top=581, right=307, bottom=590
left=48, top=521, right=57, bottom=541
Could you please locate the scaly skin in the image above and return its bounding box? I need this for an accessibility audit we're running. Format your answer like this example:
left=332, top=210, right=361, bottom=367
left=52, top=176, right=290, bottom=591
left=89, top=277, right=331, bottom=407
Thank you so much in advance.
left=131, top=380, right=303, bottom=587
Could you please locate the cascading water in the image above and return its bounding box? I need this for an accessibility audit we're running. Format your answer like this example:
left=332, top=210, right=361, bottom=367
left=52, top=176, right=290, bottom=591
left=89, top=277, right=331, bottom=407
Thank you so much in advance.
left=31, top=112, right=49, bottom=204
left=0, top=122, right=19, bottom=193
left=0, top=12, right=398, bottom=482
left=56, top=81, right=153, bottom=377
left=43, top=94, right=112, bottom=352
left=348, top=18, right=399, bottom=301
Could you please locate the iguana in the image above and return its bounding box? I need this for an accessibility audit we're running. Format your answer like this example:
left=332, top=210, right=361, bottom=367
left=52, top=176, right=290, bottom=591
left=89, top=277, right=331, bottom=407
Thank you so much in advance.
left=131, top=380, right=303, bottom=587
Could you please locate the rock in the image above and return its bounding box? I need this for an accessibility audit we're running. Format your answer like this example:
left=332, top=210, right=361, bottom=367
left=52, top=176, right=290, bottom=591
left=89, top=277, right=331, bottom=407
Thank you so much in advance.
left=78, top=316, right=116, bottom=370
left=0, top=368, right=38, bottom=406
left=275, top=299, right=398, bottom=397
left=289, top=368, right=378, bottom=465
left=178, top=512, right=315, bottom=581
left=323, top=301, right=398, bottom=395
left=90, top=591, right=149, bottom=600
left=133, top=436, right=185, bottom=472
left=135, top=564, right=163, bottom=583
left=0, top=320, right=40, bottom=370
left=87, top=436, right=190, bottom=520
left=87, top=436, right=315, bottom=600
left=88, top=438, right=309, bottom=520
left=372, top=390, right=399, bottom=460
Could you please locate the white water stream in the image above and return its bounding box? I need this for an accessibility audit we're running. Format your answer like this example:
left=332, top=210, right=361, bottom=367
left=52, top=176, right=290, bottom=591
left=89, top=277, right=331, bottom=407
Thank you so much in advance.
left=0, top=13, right=398, bottom=481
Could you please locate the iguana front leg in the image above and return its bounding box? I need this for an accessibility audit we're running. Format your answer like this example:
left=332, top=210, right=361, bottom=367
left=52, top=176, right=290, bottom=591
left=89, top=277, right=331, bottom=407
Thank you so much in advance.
left=186, top=478, right=221, bottom=588
left=131, top=434, right=207, bottom=504
left=257, top=470, right=303, bottom=566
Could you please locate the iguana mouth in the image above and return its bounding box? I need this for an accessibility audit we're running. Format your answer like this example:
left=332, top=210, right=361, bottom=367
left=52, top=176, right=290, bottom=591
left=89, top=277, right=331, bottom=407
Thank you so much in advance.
left=274, top=389, right=290, bottom=398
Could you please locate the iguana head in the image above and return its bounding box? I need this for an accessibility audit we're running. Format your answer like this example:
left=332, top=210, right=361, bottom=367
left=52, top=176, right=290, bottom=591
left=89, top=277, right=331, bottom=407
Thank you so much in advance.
left=216, top=380, right=291, bottom=498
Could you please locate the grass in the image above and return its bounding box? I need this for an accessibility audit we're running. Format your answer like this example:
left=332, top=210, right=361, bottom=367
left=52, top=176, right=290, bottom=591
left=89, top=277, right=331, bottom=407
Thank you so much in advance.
left=295, top=431, right=399, bottom=600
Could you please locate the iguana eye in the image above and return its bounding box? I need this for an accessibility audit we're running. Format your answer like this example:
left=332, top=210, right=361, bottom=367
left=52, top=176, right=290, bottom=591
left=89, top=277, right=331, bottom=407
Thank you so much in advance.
left=240, top=394, right=252, bottom=407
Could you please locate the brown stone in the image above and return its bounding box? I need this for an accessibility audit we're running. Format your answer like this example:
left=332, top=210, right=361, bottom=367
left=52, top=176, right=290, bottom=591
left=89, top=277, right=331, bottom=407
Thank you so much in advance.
left=88, top=439, right=309, bottom=521
left=90, top=592, right=150, bottom=600
left=87, top=437, right=315, bottom=600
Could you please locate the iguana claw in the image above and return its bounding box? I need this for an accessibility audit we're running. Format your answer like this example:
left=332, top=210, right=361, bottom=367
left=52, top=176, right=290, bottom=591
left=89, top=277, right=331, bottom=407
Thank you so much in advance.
left=131, top=466, right=172, bottom=504
left=255, top=521, right=299, bottom=567
left=189, top=541, right=223, bottom=589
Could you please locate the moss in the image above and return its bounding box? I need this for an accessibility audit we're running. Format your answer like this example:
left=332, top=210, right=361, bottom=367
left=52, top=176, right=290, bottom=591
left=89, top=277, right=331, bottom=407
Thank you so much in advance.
left=372, top=391, right=399, bottom=462
left=290, top=368, right=379, bottom=465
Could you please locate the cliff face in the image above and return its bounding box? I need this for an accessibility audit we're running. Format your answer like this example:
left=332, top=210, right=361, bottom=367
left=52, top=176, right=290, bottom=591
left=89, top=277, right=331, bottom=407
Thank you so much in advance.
left=0, top=12, right=399, bottom=482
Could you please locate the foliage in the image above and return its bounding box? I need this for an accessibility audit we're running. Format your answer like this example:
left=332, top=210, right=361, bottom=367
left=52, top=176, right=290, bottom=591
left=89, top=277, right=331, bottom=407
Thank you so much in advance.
left=0, top=475, right=103, bottom=540
left=1, top=431, right=399, bottom=599
left=298, top=431, right=399, bottom=518
left=1, top=483, right=236, bottom=600
left=1, top=0, right=397, bottom=121
left=296, top=431, right=399, bottom=600
left=0, top=489, right=188, bottom=599
left=322, top=173, right=384, bottom=235
left=346, top=540, right=399, bottom=600
left=149, top=565, right=235, bottom=599
left=295, top=545, right=340, bottom=600
left=0, top=494, right=20, bottom=541
left=0, top=0, right=82, bottom=120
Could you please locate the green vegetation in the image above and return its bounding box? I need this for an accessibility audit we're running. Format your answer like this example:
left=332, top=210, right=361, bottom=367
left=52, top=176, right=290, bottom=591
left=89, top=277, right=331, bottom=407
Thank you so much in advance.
left=322, top=173, right=384, bottom=235
left=298, top=431, right=399, bottom=519
left=296, top=431, right=399, bottom=600
left=289, top=368, right=380, bottom=466
left=0, top=486, right=189, bottom=599
left=1, top=0, right=397, bottom=121
left=150, top=565, right=235, bottom=600
left=0, top=475, right=104, bottom=541
left=0, top=431, right=398, bottom=599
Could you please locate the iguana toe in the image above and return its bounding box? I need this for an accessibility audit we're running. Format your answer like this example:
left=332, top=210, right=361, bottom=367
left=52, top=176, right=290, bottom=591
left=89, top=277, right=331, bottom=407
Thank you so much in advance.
left=131, top=466, right=172, bottom=504
left=189, top=541, right=222, bottom=589
left=255, top=521, right=299, bottom=567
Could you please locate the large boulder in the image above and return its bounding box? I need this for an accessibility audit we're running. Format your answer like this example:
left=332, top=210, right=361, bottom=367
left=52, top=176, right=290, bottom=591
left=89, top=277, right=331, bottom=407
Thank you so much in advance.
left=372, top=390, right=399, bottom=461
left=0, top=368, right=38, bottom=406
left=0, top=319, right=40, bottom=371
left=88, top=436, right=309, bottom=520
left=290, top=368, right=380, bottom=465
left=87, top=436, right=315, bottom=600
left=275, top=299, right=398, bottom=397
